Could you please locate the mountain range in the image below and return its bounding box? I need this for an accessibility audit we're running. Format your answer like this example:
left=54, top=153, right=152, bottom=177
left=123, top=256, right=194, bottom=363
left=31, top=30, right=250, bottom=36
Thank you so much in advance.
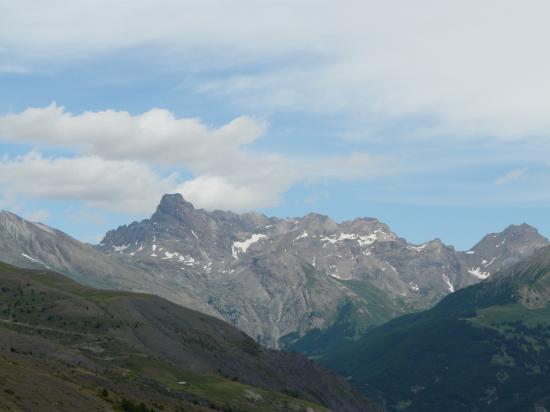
left=1, top=194, right=548, bottom=349
left=2, top=194, right=550, bottom=411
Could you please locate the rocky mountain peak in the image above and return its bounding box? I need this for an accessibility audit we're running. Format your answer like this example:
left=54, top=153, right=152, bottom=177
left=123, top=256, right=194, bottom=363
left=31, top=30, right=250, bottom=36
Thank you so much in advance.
left=303, top=212, right=330, bottom=222
left=471, top=223, right=548, bottom=253
left=90, top=194, right=550, bottom=347
left=300, top=213, right=338, bottom=233
left=456, top=223, right=550, bottom=286
left=154, top=193, right=196, bottom=220
left=501, top=223, right=545, bottom=238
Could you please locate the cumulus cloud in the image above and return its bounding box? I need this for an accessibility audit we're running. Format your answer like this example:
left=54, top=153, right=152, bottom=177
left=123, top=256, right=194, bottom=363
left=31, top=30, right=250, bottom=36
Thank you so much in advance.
left=0, top=106, right=391, bottom=212
left=0, top=149, right=389, bottom=213
left=0, top=103, right=266, bottom=166
left=3, top=1, right=550, bottom=138
left=178, top=176, right=282, bottom=211
left=0, top=151, right=179, bottom=213
left=496, top=169, right=525, bottom=186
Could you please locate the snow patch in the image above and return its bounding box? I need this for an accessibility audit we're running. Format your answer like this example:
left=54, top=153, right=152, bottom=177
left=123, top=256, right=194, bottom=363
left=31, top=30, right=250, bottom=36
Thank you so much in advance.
left=112, top=244, right=129, bottom=252
left=408, top=244, right=426, bottom=252
left=232, top=234, right=267, bottom=259
left=130, top=243, right=144, bottom=256
left=295, top=232, right=308, bottom=241
left=320, top=230, right=394, bottom=247
left=178, top=255, right=197, bottom=265
left=163, top=251, right=178, bottom=260
left=442, top=274, right=455, bottom=292
left=191, top=230, right=199, bottom=240
left=484, top=257, right=497, bottom=267
left=388, top=263, right=398, bottom=273
left=468, top=267, right=490, bottom=279
left=21, top=253, right=49, bottom=268
left=409, top=282, right=420, bottom=291
left=465, top=250, right=475, bottom=255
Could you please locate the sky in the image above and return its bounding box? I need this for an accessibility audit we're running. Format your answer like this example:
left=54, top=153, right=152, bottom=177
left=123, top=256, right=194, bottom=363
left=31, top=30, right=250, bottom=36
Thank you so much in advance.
left=0, top=0, right=549, bottom=249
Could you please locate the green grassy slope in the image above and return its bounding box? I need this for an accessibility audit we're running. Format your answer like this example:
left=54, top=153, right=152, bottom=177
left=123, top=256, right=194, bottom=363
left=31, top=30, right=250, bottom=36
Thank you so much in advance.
left=0, top=261, right=375, bottom=412
left=322, top=247, right=550, bottom=412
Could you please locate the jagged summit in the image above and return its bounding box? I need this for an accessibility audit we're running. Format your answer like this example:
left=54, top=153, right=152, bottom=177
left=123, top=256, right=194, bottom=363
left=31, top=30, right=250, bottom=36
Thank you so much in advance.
left=472, top=223, right=547, bottom=246
left=158, top=192, right=194, bottom=209
left=92, top=193, right=550, bottom=347
left=1, top=195, right=548, bottom=349
left=463, top=223, right=549, bottom=279
left=501, top=222, right=546, bottom=239
left=154, top=193, right=197, bottom=221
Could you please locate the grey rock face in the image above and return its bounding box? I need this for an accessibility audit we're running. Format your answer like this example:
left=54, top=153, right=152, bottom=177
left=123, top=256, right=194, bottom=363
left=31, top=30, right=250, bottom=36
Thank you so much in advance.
left=458, top=223, right=549, bottom=286
left=0, top=210, right=216, bottom=317
left=96, top=194, right=549, bottom=347
left=1, top=196, right=547, bottom=348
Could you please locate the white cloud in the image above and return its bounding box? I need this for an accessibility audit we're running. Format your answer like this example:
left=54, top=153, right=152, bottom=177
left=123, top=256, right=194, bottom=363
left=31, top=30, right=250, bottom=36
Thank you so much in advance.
left=0, top=149, right=388, bottom=214
left=177, top=175, right=282, bottom=211
left=177, top=152, right=391, bottom=210
left=0, top=151, right=179, bottom=213
left=0, top=103, right=266, bottom=166
left=3, top=1, right=550, bottom=138
left=496, top=169, right=525, bottom=186
left=0, top=105, right=391, bottom=213
left=0, top=65, right=30, bottom=74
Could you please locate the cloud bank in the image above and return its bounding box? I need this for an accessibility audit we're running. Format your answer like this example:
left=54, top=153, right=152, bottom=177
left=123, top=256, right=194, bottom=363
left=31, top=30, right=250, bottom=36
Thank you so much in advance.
left=3, top=1, right=550, bottom=139
left=0, top=105, right=388, bottom=212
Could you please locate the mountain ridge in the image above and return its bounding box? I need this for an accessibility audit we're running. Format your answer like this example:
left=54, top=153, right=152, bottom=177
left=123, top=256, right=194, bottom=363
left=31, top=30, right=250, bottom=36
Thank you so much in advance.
left=98, top=194, right=548, bottom=347
left=1, top=195, right=548, bottom=348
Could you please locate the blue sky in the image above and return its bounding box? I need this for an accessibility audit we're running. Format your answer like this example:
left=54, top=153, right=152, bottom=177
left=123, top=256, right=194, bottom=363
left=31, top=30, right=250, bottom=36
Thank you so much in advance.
left=0, top=1, right=549, bottom=249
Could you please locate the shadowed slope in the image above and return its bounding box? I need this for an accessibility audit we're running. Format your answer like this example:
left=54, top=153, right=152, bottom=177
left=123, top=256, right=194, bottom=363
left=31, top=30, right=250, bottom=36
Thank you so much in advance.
left=323, top=246, right=550, bottom=411
left=0, top=261, right=376, bottom=412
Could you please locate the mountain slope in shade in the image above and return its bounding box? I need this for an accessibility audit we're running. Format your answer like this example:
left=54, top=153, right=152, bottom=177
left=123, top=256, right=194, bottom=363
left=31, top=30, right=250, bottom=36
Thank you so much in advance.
left=0, top=260, right=375, bottom=412
left=322, top=246, right=550, bottom=411
left=97, top=194, right=548, bottom=347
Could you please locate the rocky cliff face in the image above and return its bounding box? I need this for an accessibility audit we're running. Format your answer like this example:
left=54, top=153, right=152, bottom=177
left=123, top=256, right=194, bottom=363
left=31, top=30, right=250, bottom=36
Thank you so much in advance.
left=95, top=194, right=549, bottom=347
left=459, top=223, right=549, bottom=285
left=1, top=196, right=547, bottom=348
